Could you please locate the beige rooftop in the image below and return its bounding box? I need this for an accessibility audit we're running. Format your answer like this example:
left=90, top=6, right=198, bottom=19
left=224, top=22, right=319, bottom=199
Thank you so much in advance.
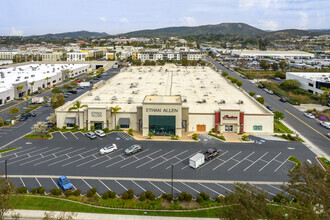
left=60, top=64, right=268, bottom=114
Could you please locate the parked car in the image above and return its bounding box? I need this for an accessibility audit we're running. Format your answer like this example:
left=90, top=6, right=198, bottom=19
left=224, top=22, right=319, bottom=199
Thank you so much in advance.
left=275, top=77, right=281, bottom=81
left=279, top=97, right=287, bottom=102
left=327, top=133, right=330, bottom=138
left=100, top=144, right=117, bottom=155
left=58, top=176, right=72, bottom=191
left=263, top=88, right=269, bottom=93
left=27, top=112, right=36, bottom=117
left=258, top=84, right=264, bottom=89
left=125, top=144, right=142, bottom=155
left=304, top=113, right=315, bottom=119
left=319, top=116, right=328, bottom=121
left=266, top=105, right=274, bottom=111
left=320, top=121, right=330, bottom=129
left=47, top=122, right=54, bottom=128
left=94, top=130, right=106, bottom=137
left=85, top=132, right=97, bottom=139
left=33, top=91, right=41, bottom=95
left=267, top=90, right=274, bottom=95
left=68, top=90, right=77, bottom=94
left=63, top=94, right=69, bottom=98
left=19, top=115, right=29, bottom=121
left=43, top=103, right=51, bottom=107
left=203, top=148, right=219, bottom=161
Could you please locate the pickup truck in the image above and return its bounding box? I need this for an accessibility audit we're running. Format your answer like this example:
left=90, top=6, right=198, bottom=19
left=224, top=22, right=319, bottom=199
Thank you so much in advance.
left=203, top=148, right=219, bottom=161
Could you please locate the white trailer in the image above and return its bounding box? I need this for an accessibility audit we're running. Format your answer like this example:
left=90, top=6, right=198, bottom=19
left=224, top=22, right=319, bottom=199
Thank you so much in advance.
left=189, top=153, right=205, bottom=169
left=78, top=82, right=90, bottom=87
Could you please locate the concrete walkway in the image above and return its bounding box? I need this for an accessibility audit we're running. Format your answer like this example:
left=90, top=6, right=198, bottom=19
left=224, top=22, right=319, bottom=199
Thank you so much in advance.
left=5, top=210, right=218, bottom=220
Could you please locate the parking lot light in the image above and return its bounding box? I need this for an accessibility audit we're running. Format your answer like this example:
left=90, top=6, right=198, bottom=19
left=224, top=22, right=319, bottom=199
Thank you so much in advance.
left=5, top=159, right=8, bottom=179
left=171, top=164, right=174, bottom=196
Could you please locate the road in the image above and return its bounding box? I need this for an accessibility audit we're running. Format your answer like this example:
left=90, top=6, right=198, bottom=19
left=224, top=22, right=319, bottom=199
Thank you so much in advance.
left=206, top=56, right=330, bottom=156
left=0, top=67, right=122, bottom=149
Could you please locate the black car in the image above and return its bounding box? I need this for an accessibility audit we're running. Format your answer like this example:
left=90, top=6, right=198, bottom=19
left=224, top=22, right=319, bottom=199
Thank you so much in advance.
left=67, top=90, right=77, bottom=94
left=47, top=122, right=55, bottom=128
left=203, top=148, right=219, bottom=161
left=43, top=103, right=51, bottom=107
left=33, top=91, right=41, bottom=95
left=266, top=105, right=274, bottom=111
left=258, top=84, right=264, bottom=89
left=27, top=112, right=36, bottom=117
left=19, top=115, right=28, bottom=121
left=279, top=97, right=287, bottom=102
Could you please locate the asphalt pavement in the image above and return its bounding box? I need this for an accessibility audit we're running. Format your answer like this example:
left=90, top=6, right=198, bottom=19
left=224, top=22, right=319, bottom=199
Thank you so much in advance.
left=206, top=57, right=330, bottom=156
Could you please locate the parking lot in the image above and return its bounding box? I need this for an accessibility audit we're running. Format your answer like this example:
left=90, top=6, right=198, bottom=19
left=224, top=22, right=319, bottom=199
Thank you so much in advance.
left=1, top=131, right=317, bottom=198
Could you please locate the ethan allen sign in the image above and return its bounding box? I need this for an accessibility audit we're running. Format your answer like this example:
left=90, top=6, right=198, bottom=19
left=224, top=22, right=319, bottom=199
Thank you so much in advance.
left=223, top=115, right=238, bottom=120
left=146, top=108, right=179, bottom=113
left=91, top=112, right=102, bottom=117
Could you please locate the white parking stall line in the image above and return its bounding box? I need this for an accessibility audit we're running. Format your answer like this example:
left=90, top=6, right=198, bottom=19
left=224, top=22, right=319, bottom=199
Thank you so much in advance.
left=181, top=182, right=200, bottom=193
left=267, top=184, right=290, bottom=196
left=82, top=179, right=100, bottom=197
left=260, top=159, right=268, bottom=163
left=35, top=178, right=42, bottom=186
left=60, top=132, right=67, bottom=139
left=21, top=147, right=73, bottom=166
left=15, top=122, right=27, bottom=128
left=105, top=149, right=150, bottom=168
left=121, top=149, right=162, bottom=168
left=243, top=152, right=268, bottom=172
left=151, top=150, right=188, bottom=169
left=199, top=151, right=229, bottom=170
left=215, top=183, right=233, bottom=193
left=92, top=155, right=97, bottom=159
left=131, top=180, right=146, bottom=192
left=71, top=133, right=79, bottom=139
left=2, top=147, right=43, bottom=161
left=259, top=152, right=282, bottom=172
left=20, top=177, right=26, bottom=187
left=36, top=148, right=85, bottom=166
left=51, top=178, right=59, bottom=188
left=163, top=181, right=181, bottom=193
left=71, top=183, right=77, bottom=191
left=212, top=151, right=242, bottom=171
left=274, top=159, right=283, bottom=163
left=166, top=150, right=201, bottom=169
left=8, top=147, right=55, bottom=165
left=231, top=158, right=239, bottom=162
left=91, top=152, right=128, bottom=168
left=253, top=185, right=276, bottom=196
left=148, top=181, right=165, bottom=194
left=53, top=154, right=57, bottom=158
left=0, top=147, right=37, bottom=158
left=0, top=132, right=7, bottom=134
left=61, top=148, right=99, bottom=167
left=48, top=155, right=71, bottom=166
left=246, top=158, right=254, bottom=163
left=228, top=152, right=255, bottom=171
left=274, top=156, right=290, bottom=173
left=76, top=153, right=108, bottom=167
left=136, top=150, right=175, bottom=169
left=198, top=183, right=222, bottom=196
left=99, top=179, right=111, bottom=191
left=115, top=180, right=127, bottom=191
left=14, top=147, right=61, bottom=165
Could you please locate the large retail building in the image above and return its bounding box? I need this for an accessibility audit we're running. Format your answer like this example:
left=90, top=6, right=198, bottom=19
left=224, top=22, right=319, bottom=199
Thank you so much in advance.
left=56, top=65, right=274, bottom=136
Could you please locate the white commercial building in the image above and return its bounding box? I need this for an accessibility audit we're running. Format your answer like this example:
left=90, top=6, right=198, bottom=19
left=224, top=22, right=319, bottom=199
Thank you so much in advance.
left=56, top=65, right=273, bottom=136
left=286, top=72, right=330, bottom=94
left=0, top=64, right=89, bottom=105
left=67, top=52, right=88, bottom=61
left=232, top=50, right=315, bottom=59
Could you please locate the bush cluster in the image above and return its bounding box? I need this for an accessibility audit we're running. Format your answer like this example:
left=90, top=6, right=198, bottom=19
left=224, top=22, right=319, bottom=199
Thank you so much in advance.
left=145, top=190, right=155, bottom=201
left=161, top=193, right=173, bottom=201
left=16, top=186, right=28, bottom=194
left=177, top=192, right=192, bottom=202
left=196, top=192, right=210, bottom=203
left=50, top=188, right=62, bottom=196
left=86, top=188, right=97, bottom=198
left=121, top=189, right=135, bottom=200
left=102, top=190, right=116, bottom=199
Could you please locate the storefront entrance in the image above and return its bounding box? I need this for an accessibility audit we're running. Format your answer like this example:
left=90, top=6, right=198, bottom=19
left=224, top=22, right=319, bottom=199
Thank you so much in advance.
left=94, top=122, right=103, bottom=130
left=149, top=115, right=175, bottom=136
left=225, top=125, right=234, bottom=132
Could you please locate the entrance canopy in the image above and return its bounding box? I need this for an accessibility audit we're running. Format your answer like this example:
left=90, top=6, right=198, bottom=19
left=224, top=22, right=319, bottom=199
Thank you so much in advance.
left=118, top=118, right=130, bottom=126
left=64, top=117, right=76, bottom=124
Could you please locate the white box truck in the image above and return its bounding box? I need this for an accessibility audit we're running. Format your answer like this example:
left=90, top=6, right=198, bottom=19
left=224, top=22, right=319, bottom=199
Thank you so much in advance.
left=79, top=82, right=90, bottom=87
left=189, top=153, right=205, bottom=169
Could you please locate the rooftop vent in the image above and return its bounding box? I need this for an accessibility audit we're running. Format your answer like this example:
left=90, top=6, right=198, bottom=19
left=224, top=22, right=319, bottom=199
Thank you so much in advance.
left=128, top=97, right=133, bottom=104
left=112, top=96, right=117, bottom=101
left=94, top=96, right=100, bottom=100
left=219, top=99, right=225, bottom=104
left=132, top=90, right=139, bottom=94
left=237, top=100, right=244, bottom=104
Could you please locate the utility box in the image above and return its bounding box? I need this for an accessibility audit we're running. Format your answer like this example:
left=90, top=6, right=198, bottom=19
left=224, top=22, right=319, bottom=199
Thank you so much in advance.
left=189, top=153, right=205, bottom=169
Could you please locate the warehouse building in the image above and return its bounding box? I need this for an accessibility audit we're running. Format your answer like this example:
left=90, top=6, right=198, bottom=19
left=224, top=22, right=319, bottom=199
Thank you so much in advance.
left=232, top=50, right=315, bottom=59
left=56, top=65, right=273, bottom=136
left=286, top=72, right=330, bottom=94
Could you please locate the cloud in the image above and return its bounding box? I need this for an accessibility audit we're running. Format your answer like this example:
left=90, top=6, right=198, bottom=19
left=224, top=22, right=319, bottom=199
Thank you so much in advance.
left=99, top=17, right=106, bottom=22
left=239, top=0, right=272, bottom=9
left=119, top=18, right=129, bottom=23
left=180, top=16, right=197, bottom=26
left=10, top=27, right=23, bottom=36
left=298, top=11, right=308, bottom=29
left=258, top=20, right=279, bottom=30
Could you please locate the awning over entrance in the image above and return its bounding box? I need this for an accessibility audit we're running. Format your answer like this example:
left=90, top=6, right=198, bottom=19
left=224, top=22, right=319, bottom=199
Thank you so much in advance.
left=64, top=117, right=76, bottom=124
left=118, top=118, right=130, bottom=125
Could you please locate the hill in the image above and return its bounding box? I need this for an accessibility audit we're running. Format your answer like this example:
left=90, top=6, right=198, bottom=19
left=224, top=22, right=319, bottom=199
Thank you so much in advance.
left=265, top=29, right=321, bottom=39
left=27, top=31, right=109, bottom=39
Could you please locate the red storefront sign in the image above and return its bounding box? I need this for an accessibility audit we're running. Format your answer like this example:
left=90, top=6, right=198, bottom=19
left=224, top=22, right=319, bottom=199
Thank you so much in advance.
left=222, top=115, right=238, bottom=120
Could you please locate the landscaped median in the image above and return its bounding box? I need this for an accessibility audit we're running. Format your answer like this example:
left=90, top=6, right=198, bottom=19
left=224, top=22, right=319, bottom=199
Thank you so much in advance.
left=288, top=156, right=302, bottom=172
left=24, top=133, right=52, bottom=139
left=317, top=157, right=329, bottom=170
left=0, top=147, right=20, bottom=157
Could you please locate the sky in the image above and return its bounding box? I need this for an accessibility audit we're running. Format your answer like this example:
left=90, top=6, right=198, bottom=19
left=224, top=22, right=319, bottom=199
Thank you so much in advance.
left=0, top=0, right=329, bottom=36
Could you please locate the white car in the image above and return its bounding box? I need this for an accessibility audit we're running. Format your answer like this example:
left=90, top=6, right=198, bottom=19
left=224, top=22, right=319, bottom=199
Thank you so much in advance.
left=94, top=130, right=106, bottom=137
left=320, top=121, right=330, bottom=129
left=263, top=88, right=269, bottom=93
left=304, top=113, right=315, bottom=119
left=100, top=144, right=117, bottom=155
left=267, top=90, right=274, bottom=95
left=327, top=133, right=330, bottom=138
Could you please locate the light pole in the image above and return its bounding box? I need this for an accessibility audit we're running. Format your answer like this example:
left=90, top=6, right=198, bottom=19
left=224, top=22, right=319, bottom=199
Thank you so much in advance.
left=5, top=159, right=8, bottom=179
left=171, top=164, right=174, bottom=196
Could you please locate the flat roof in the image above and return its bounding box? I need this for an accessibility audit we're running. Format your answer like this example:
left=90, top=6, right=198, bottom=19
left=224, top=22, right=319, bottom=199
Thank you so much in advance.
left=287, top=72, right=330, bottom=82
left=60, top=64, right=269, bottom=114
left=232, top=50, right=314, bottom=56
left=143, top=95, right=182, bottom=104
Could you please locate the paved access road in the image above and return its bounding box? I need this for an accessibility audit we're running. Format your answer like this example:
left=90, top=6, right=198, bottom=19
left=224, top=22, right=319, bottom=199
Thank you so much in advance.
left=2, top=132, right=316, bottom=198
left=206, top=57, right=330, bottom=156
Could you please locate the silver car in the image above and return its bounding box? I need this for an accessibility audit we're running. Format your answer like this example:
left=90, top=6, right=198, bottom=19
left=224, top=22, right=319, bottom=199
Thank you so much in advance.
left=125, top=144, right=142, bottom=155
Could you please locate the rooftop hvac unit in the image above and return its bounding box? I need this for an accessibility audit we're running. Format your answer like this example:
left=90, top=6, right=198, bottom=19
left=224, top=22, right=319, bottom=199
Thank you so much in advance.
left=94, top=96, right=100, bottom=100
left=182, top=98, right=187, bottom=102
left=132, top=90, right=139, bottom=94
left=219, top=99, right=226, bottom=104
left=31, top=75, right=35, bottom=77
left=112, top=96, right=117, bottom=101
left=128, top=97, right=133, bottom=104
left=237, top=100, right=244, bottom=104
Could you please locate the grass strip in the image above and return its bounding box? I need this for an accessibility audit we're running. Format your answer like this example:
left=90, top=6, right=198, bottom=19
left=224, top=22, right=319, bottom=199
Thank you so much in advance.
left=0, top=147, right=20, bottom=154
left=209, top=134, right=226, bottom=141
left=288, top=156, right=302, bottom=172
left=318, top=157, right=330, bottom=169
left=24, top=133, right=52, bottom=139
left=9, top=196, right=224, bottom=218
left=274, top=120, right=294, bottom=134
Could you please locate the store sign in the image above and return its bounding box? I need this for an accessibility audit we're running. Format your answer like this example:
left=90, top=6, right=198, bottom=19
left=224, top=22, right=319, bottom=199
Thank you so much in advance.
left=223, top=115, right=238, bottom=120
left=91, top=112, right=102, bottom=117
left=146, top=108, right=179, bottom=113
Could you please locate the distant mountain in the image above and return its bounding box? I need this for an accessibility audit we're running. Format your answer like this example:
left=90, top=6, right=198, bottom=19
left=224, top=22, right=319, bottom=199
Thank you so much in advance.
left=27, top=31, right=109, bottom=39
left=121, top=23, right=266, bottom=37
left=307, top=29, right=330, bottom=34
left=265, top=29, right=322, bottom=39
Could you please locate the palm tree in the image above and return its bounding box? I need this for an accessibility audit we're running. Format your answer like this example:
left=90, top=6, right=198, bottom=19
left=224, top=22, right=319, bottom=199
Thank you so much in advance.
left=110, top=105, right=121, bottom=130
left=68, top=101, right=88, bottom=128
left=29, top=81, right=35, bottom=93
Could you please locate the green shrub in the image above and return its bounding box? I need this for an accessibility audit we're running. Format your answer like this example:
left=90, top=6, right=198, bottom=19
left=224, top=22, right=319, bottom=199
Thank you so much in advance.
left=90, top=187, right=97, bottom=194
left=161, top=193, right=168, bottom=199
left=211, top=128, right=216, bottom=133
left=215, top=196, right=221, bottom=203
left=178, top=194, right=184, bottom=201
left=64, top=190, right=72, bottom=197
left=90, top=126, right=95, bottom=131
left=139, top=193, right=146, bottom=201
left=0, top=118, right=4, bottom=127
left=185, top=193, right=192, bottom=202
left=121, top=192, right=129, bottom=200
left=192, top=133, right=198, bottom=140
left=127, top=189, right=134, bottom=199
left=255, top=97, right=264, bottom=104
left=145, top=190, right=152, bottom=199
left=248, top=92, right=256, bottom=97
left=86, top=190, right=94, bottom=198
left=31, top=188, right=37, bottom=194
left=200, top=192, right=209, bottom=201
left=55, top=189, right=62, bottom=196
left=128, top=128, right=134, bottom=136
left=196, top=195, right=203, bottom=203
left=16, top=186, right=27, bottom=194
left=37, top=186, right=45, bottom=195
left=167, top=194, right=173, bottom=201
left=73, top=189, right=81, bottom=196
left=149, top=193, right=155, bottom=201
left=50, top=188, right=57, bottom=195
left=102, top=192, right=109, bottom=199
left=273, top=193, right=284, bottom=203
left=109, top=191, right=116, bottom=199
left=222, top=72, right=228, bottom=77
left=102, top=128, right=110, bottom=133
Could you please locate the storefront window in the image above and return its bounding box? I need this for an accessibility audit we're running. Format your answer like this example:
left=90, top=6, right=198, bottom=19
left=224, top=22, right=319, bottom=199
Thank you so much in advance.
left=67, top=123, right=75, bottom=128
left=120, top=124, right=129, bottom=128
left=253, top=125, right=263, bottom=131
left=149, top=115, right=175, bottom=136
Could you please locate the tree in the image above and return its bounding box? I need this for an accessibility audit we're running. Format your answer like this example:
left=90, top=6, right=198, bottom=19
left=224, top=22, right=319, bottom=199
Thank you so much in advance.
left=281, top=80, right=301, bottom=90
left=68, top=101, right=88, bottom=128
left=51, top=87, right=62, bottom=94
left=110, top=105, right=121, bottom=130
left=47, top=113, right=56, bottom=124
left=63, top=84, right=70, bottom=91
left=50, top=94, right=65, bottom=110
left=0, top=176, right=15, bottom=219
left=282, top=163, right=330, bottom=219
left=182, top=58, right=189, bottom=66
left=279, top=60, right=288, bottom=72
left=249, top=92, right=256, bottom=97
left=70, top=81, right=78, bottom=87
left=31, top=121, right=48, bottom=133
left=272, top=62, right=279, bottom=71
left=9, top=107, right=20, bottom=116
left=236, top=81, right=243, bottom=87
left=259, top=60, right=270, bottom=71
left=273, top=111, right=285, bottom=120
left=256, top=97, right=264, bottom=104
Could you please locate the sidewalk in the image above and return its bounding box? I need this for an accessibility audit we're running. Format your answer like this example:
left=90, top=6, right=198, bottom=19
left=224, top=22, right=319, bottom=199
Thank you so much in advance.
left=5, top=210, right=218, bottom=220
